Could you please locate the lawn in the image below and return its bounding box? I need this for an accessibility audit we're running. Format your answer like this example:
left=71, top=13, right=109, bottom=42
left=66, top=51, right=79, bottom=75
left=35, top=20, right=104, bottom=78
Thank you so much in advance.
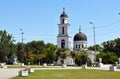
left=11, top=69, right=120, bottom=79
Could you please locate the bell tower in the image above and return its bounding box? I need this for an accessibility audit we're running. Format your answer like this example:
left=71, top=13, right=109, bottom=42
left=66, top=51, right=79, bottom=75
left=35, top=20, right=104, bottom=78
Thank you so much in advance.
left=57, top=8, right=71, bottom=50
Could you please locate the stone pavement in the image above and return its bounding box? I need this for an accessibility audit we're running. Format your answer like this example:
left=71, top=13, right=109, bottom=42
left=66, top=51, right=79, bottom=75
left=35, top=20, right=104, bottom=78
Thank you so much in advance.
left=34, top=66, right=120, bottom=71
left=0, top=68, right=21, bottom=79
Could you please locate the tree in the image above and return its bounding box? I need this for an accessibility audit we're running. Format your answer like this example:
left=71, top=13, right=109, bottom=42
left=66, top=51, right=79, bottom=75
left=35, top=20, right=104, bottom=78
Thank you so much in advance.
left=3, top=56, right=8, bottom=63
left=27, top=40, right=46, bottom=54
left=101, top=38, right=120, bottom=57
left=60, top=52, right=67, bottom=64
left=23, top=40, right=46, bottom=64
left=0, top=30, right=15, bottom=62
left=26, top=51, right=34, bottom=64
left=96, top=52, right=118, bottom=64
left=16, top=42, right=25, bottom=63
left=70, top=51, right=76, bottom=65
left=102, top=40, right=115, bottom=53
left=45, top=47, right=56, bottom=64
left=75, top=53, right=88, bottom=66
left=114, top=38, right=120, bottom=56
left=88, top=44, right=103, bottom=52
left=56, top=48, right=66, bottom=61
left=8, top=54, right=16, bottom=64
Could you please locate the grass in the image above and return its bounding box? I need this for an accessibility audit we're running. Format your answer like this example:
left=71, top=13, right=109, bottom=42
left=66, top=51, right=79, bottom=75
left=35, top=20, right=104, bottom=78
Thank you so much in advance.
left=11, top=69, right=120, bottom=79
left=7, top=65, right=26, bottom=68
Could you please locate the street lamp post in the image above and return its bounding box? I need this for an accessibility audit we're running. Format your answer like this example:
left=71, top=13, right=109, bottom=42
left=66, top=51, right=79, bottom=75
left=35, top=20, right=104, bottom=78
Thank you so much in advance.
left=89, top=22, right=96, bottom=64
left=20, top=28, right=24, bottom=52
left=89, top=22, right=96, bottom=52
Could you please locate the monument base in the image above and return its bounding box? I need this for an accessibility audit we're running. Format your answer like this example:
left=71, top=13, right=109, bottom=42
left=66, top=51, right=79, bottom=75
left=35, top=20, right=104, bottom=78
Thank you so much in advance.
left=117, top=64, right=120, bottom=69
left=98, top=63, right=103, bottom=67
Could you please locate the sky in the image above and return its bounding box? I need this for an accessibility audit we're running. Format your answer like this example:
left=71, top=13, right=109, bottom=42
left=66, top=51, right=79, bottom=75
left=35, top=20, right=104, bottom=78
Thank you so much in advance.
left=0, top=0, right=120, bottom=47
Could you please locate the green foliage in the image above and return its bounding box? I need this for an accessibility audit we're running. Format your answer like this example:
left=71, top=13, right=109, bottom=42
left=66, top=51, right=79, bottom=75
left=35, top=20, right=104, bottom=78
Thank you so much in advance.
left=0, top=30, right=16, bottom=63
left=45, top=43, right=57, bottom=64
left=75, top=53, right=88, bottom=66
left=70, top=51, right=76, bottom=59
left=0, top=33, right=56, bottom=64
left=102, top=38, right=120, bottom=56
left=102, top=40, right=115, bottom=53
left=15, top=41, right=57, bottom=65
left=16, top=43, right=25, bottom=63
left=59, top=52, right=67, bottom=64
left=96, top=52, right=118, bottom=64
left=88, top=38, right=120, bottom=57
left=114, top=38, right=120, bottom=56
left=88, top=44, right=102, bottom=52
left=26, top=59, right=34, bottom=65
left=60, top=52, right=67, bottom=59
left=55, top=48, right=67, bottom=61
left=3, top=56, right=8, bottom=63
left=26, top=40, right=46, bottom=54
left=87, top=57, right=92, bottom=66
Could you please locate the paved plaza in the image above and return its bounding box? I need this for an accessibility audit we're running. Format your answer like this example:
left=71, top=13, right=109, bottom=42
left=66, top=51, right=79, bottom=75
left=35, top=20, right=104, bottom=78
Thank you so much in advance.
left=0, top=68, right=20, bottom=79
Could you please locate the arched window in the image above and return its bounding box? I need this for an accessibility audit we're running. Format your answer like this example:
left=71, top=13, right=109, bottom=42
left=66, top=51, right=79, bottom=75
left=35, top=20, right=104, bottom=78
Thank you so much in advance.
left=79, top=44, right=80, bottom=48
left=82, top=44, right=84, bottom=48
left=62, top=27, right=64, bottom=34
left=62, top=19, right=64, bottom=24
left=61, top=39, right=65, bottom=48
left=76, top=45, right=77, bottom=48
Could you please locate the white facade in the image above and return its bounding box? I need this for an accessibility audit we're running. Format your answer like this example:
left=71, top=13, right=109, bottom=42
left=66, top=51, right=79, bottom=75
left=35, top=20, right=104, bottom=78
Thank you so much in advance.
left=73, top=41, right=87, bottom=51
left=57, top=11, right=71, bottom=50
left=65, top=57, right=75, bottom=65
left=60, top=17, right=68, bottom=24
left=58, top=24, right=70, bottom=36
left=57, top=37, right=71, bottom=49
left=86, top=50, right=96, bottom=64
left=57, top=56, right=75, bottom=65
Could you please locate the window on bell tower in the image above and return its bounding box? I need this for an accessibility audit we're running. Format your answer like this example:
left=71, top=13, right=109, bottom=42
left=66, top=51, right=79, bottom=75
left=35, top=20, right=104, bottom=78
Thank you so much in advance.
left=79, top=45, right=80, bottom=48
left=62, top=27, right=64, bottom=34
left=62, top=19, right=64, bottom=24
left=61, top=39, right=65, bottom=48
left=82, top=44, right=84, bottom=48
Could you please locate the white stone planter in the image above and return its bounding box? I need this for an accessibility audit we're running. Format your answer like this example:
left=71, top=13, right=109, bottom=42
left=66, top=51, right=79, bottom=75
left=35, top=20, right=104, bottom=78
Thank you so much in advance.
left=82, top=65, right=87, bottom=69
left=20, top=63, right=24, bottom=66
left=19, top=70, right=28, bottom=76
left=2, top=65, right=7, bottom=68
left=43, top=63, right=47, bottom=67
left=0, top=63, right=4, bottom=67
left=13, top=62, right=18, bottom=65
left=62, top=64, right=67, bottom=68
left=98, top=63, right=104, bottom=67
left=117, top=64, right=120, bottom=69
left=25, top=68, right=34, bottom=73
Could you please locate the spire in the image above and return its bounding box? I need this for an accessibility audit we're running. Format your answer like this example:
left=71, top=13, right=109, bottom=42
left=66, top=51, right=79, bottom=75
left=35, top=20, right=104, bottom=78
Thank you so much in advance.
left=79, top=26, right=81, bottom=33
left=60, top=7, right=68, bottom=18
left=63, top=7, right=65, bottom=13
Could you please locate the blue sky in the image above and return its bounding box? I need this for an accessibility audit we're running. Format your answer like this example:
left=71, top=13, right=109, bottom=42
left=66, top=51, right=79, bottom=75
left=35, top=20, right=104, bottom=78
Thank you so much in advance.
left=0, top=0, right=120, bottom=47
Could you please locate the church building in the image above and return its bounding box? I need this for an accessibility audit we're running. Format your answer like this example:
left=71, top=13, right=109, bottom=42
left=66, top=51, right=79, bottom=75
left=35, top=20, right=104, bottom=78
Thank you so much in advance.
left=57, top=9, right=96, bottom=65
